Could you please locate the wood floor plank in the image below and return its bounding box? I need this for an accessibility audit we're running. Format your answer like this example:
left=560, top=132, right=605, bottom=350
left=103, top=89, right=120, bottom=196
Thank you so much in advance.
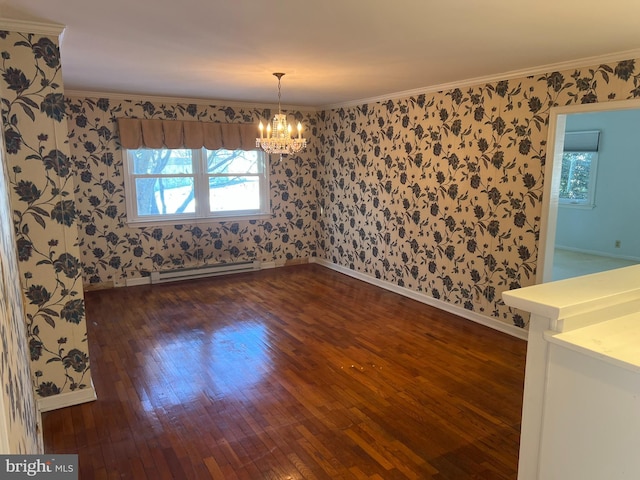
left=42, top=264, right=526, bottom=479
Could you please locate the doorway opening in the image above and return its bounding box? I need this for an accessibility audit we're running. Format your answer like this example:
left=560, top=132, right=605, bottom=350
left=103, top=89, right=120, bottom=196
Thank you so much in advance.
left=537, top=98, right=640, bottom=283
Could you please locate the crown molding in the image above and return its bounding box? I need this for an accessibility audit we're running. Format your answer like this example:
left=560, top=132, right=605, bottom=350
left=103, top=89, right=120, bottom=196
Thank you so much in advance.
left=0, top=18, right=64, bottom=36
left=320, top=48, right=640, bottom=111
left=64, top=89, right=318, bottom=113
left=65, top=47, right=640, bottom=113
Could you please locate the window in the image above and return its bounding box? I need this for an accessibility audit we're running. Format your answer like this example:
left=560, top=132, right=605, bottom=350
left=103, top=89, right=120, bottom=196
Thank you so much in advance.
left=123, top=147, right=269, bottom=224
left=559, top=131, right=599, bottom=207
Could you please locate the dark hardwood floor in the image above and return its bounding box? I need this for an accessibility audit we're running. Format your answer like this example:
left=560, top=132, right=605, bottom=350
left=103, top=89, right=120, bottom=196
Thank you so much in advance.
left=42, top=264, right=526, bottom=479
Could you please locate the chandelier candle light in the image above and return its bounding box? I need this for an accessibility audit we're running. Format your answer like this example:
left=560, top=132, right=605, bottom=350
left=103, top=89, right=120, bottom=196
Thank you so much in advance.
left=256, top=73, right=307, bottom=155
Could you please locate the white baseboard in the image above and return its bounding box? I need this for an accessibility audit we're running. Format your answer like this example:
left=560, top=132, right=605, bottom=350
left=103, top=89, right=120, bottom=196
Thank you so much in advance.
left=555, top=245, right=640, bottom=263
left=310, top=258, right=528, bottom=341
left=125, top=276, right=151, bottom=287
left=37, top=384, right=97, bottom=413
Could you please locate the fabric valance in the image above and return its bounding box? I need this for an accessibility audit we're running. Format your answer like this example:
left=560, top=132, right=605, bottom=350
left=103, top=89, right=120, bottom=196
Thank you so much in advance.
left=117, top=118, right=257, bottom=150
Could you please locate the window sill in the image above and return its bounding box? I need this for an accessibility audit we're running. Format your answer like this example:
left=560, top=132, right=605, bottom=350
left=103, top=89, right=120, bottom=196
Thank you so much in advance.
left=125, top=213, right=272, bottom=228
left=559, top=202, right=596, bottom=210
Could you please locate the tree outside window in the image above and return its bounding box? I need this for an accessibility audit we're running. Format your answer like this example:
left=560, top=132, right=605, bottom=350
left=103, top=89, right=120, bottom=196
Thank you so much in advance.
left=559, top=151, right=598, bottom=206
left=124, top=148, right=268, bottom=223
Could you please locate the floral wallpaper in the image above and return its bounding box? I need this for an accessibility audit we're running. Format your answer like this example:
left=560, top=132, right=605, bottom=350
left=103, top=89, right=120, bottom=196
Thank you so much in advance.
left=66, top=96, right=318, bottom=286
left=0, top=30, right=91, bottom=401
left=0, top=116, right=41, bottom=452
left=1, top=24, right=637, bottom=423
left=317, top=59, right=640, bottom=327
left=66, top=58, right=640, bottom=333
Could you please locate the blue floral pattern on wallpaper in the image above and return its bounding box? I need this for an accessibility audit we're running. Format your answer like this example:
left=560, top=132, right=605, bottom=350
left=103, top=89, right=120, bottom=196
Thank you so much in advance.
left=66, top=57, right=640, bottom=331
left=0, top=120, right=41, bottom=452
left=66, top=97, right=318, bottom=284
left=0, top=30, right=91, bottom=400
left=318, top=60, right=640, bottom=327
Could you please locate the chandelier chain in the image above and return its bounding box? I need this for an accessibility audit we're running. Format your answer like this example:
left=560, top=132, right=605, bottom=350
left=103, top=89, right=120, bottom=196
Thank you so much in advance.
left=277, top=74, right=282, bottom=114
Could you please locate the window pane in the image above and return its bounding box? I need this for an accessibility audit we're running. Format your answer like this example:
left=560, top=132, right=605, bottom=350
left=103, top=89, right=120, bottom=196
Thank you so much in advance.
left=131, top=149, right=193, bottom=175
left=135, top=177, right=195, bottom=215
left=206, top=149, right=259, bottom=174
left=209, top=176, right=260, bottom=212
left=560, top=152, right=593, bottom=202
left=124, top=147, right=268, bottom=223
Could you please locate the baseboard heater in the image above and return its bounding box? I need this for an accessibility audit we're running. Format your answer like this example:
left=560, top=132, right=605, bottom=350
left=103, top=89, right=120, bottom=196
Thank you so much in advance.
left=150, top=261, right=260, bottom=284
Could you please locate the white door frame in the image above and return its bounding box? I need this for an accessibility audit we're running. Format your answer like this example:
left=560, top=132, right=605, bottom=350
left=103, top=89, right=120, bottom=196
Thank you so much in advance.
left=537, top=98, right=640, bottom=283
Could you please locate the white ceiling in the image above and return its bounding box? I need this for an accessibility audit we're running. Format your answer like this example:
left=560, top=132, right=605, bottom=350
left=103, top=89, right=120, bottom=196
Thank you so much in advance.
left=3, top=0, right=640, bottom=108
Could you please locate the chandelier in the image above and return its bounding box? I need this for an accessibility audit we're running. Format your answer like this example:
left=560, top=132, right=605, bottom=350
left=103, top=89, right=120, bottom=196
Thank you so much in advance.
left=256, top=73, right=307, bottom=155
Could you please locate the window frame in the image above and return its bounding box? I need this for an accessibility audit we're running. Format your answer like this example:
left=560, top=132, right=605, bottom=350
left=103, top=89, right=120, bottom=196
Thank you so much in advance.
left=558, top=150, right=598, bottom=208
left=559, top=130, right=600, bottom=209
left=122, top=147, right=270, bottom=226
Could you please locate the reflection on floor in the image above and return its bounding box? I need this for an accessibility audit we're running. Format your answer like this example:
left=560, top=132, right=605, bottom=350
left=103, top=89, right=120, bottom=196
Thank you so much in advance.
left=553, top=248, right=640, bottom=281
left=42, top=264, right=527, bottom=479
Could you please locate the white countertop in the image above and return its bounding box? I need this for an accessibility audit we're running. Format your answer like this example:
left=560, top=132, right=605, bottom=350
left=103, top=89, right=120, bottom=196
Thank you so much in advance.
left=544, top=312, right=640, bottom=373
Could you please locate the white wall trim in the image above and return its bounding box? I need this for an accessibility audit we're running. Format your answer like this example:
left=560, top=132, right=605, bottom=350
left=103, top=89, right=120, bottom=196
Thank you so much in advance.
left=310, top=258, right=528, bottom=341
left=549, top=97, right=640, bottom=116
left=555, top=245, right=640, bottom=263
left=0, top=18, right=64, bottom=36
left=65, top=49, right=640, bottom=113
left=64, top=90, right=316, bottom=113
left=537, top=97, right=640, bottom=283
left=124, top=276, right=151, bottom=287
left=37, top=384, right=97, bottom=413
left=320, top=48, right=640, bottom=110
